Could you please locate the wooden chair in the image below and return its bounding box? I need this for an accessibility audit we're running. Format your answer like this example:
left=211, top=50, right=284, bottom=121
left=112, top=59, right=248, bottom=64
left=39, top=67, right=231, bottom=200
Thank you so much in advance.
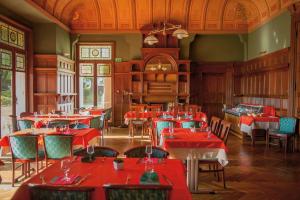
left=266, top=117, right=297, bottom=154
left=124, top=145, right=169, bottom=158
left=103, top=184, right=172, bottom=200
left=155, top=120, right=174, bottom=145
left=129, top=111, right=147, bottom=138
left=104, top=108, right=112, bottom=133
left=216, top=120, right=231, bottom=145
left=185, top=104, right=200, bottom=113
left=209, top=116, right=221, bottom=134
left=42, top=134, right=73, bottom=166
left=29, top=184, right=94, bottom=200
left=9, top=135, right=44, bottom=186
left=147, top=104, right=163, bottom=111
left=130, top=104, right=146, bottom=112
left=74, top=146, right=119, bottom=157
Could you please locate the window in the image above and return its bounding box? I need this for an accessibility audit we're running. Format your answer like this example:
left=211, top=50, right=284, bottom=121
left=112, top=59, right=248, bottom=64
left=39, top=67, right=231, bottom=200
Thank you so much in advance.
left=16, top=53, right=25, bottom=71
left=79, top=45, right=112, bottom=60
left=0, top=21, right=25, bottom=49
left=0, top=49, right=12, bottom=69
left=78, top=43, right=113, bottom=109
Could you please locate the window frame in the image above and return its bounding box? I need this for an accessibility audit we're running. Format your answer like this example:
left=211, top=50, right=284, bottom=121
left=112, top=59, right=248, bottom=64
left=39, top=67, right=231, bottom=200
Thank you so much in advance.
left=76, top=42, right=114, bottom=108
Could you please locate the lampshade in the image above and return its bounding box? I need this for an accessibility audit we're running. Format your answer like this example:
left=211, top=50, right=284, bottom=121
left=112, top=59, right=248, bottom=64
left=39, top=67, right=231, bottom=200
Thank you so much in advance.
left=144, top=35, right=159, bottom=45
left=172, top=28, right=189, bottom=39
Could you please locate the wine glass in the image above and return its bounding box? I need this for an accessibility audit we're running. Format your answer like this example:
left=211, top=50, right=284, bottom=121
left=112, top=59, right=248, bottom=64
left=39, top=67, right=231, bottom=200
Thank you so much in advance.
left=206, top=127, right=212, bottom=139
left=61, top=159, right=71, bottom=181
left=145, top=145, right=152, bottom=162
left=87, top=145, right=94, bottom=161
left=169, top=122, right=174, bottom=138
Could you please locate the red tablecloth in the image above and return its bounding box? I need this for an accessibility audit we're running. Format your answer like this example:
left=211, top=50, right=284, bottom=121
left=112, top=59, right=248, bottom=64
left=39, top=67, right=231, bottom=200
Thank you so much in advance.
left=240, top=115, right=279, bottom=126
left=21, top=115, right=97, bottom=126
left=12, top=158, right=192, bottom=200
left=161, top=128, right=227, bottom=150
left=0, top=128, right=100, bottom=148
left=124, top=111, right=207, bottom=120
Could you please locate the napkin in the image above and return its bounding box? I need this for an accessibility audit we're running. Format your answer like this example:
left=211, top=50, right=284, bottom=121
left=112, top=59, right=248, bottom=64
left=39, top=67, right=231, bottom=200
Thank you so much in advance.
left=50, top=175, right=80, bottom=185
left=140, top=171, right=160, bottom=185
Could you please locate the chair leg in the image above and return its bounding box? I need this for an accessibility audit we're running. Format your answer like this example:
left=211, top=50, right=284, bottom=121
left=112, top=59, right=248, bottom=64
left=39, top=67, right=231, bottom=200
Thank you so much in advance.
left=12, top=160, right=15, bottom=187
left=284, top=138, right=288, bottom=154
left=222, top=167, right=226, bottom=189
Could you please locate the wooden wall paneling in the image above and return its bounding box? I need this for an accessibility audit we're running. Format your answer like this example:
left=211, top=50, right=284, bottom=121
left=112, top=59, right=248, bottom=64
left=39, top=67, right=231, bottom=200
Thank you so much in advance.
left=233, top=48, right=290, bottom=115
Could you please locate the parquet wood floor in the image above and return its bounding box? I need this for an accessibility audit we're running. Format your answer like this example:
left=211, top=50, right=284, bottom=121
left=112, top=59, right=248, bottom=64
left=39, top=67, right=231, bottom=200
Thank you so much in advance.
left=1, top=127, right=300, bottom=200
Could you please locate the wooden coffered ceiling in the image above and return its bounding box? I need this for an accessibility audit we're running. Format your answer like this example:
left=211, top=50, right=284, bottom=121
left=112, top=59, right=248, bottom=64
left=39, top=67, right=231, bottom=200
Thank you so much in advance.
left=26, top=0, right=297, bottom=34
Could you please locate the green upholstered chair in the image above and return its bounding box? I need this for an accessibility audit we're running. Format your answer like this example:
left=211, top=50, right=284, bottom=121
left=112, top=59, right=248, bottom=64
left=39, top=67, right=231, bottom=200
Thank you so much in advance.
left=42, top=135, right=73, bottom=166
left=104, top=108, right=112, bottom=133
left=18, top=119, right=34, bottom=130
left=156, top=121, right=174, bottom=145
left=103, top=184, right=172, bottom=200
left=48, top=120, right=70, bottom=128
left=159, top=115, right=173, bottom=119
left=69, top=123, right=89, bottom=129
left=74, top=146, right=119, bottom=157
left=90, top=116, right=101, bottom=130
left=124, top=146, right=169, bottom=158
left=29, top=184, right=94, bottom=200
left=9, top=135, right=44, bottom=186
left=181, top=121, right=196, bottom=128
left=266, top=117, right=297, bottom=154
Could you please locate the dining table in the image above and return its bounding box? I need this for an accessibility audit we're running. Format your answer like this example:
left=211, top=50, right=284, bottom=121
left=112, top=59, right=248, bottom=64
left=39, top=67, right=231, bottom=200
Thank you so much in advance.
left=12, top=157, right=192, bottom=200
left=160, top=128, right=228, bottom=166
left=124, top=111, right=207, bottom=125
left=0, top=128, right=100, bottom=149
left=21, top=114, right=99, bottom=127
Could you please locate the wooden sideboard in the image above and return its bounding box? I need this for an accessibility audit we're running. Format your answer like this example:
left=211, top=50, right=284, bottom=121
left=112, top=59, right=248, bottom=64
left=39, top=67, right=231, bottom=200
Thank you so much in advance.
left=33, top=55, right=75, bottom=113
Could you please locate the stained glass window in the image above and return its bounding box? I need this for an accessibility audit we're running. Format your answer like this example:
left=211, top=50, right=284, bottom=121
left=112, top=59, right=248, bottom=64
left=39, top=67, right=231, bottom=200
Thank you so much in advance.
left=79, top=63, right=94, bottom=76
left=79, top=45, right=112, bottom=60
left=16, top=53, right=25, bottom=71
left=0, top=21, right=25, bottom=49
left=97, top=64, right=111, bottom=76
left=0, top=49, right=12, bottom=69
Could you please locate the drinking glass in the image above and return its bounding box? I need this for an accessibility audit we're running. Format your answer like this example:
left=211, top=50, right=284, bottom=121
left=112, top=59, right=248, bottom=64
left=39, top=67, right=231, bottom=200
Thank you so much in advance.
left=61, top=159, right=71, bottom=181
left=169, top=122, right=174, bottom=137
left=206, top=127, right=212, bottom=139
left=145, top=145, right=152, bottom=162
left=87, top=145, right=95, bottom=161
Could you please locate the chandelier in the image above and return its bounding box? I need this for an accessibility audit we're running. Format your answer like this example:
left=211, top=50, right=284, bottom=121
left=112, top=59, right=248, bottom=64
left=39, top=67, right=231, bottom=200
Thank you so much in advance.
left=144, top=22, right=189, bottom=45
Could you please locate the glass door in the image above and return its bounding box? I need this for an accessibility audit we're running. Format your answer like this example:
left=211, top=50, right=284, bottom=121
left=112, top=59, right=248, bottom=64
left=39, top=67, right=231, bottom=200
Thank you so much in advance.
left=15, top=72, right=26, bottom=116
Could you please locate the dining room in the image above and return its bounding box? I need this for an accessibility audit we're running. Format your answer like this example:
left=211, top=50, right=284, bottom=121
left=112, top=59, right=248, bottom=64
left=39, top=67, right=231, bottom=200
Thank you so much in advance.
left=0, top=0, right=300, bottom=200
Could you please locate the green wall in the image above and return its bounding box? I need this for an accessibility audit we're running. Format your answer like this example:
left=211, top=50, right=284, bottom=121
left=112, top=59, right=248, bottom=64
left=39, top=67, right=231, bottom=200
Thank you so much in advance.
left=247, top=11, right=291, bottom=60
left=189, top=34, right=244, bottom=62
left=33, top=23, right=71, bottom=56
left=77, top=34, right=142, bottom=61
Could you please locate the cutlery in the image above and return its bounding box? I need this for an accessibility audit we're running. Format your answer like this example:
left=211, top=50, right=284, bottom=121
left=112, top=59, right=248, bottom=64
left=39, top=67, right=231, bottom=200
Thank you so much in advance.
left=75, top=173, right=91, bottom=185
left=125, top=175, right=131, bottom=184
left=162, top=174, right=173, bottom=186
left=39, top=175, right=46, bottom=184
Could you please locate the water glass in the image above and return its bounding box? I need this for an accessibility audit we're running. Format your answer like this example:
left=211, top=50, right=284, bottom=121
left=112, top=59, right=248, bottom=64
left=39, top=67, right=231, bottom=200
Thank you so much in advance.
left=145, top=145, right=152, bottom=162
left=87, top=145, right=95, bottom=161
left=61, top=159, right=71, bottom=181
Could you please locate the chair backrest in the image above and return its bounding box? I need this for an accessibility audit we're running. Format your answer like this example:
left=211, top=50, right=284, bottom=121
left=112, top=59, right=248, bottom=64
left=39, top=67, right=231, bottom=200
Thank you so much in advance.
left=9, top=135, right=38, bottom=160
left=18, top=119, right=34, bottom=130
left=103, top=184, right=172, bottom=200
left=43, top=135, right=73, bottom=159
left=90, top=116, right=101, bottom=129
left=104, top=108, right=112, bottom=120
left=20, top=112, right=33, bottom=118
left=159, top=114, right=173, bottom=119
left=124, top=146, right=169, bottom=158
left=48, top=120, right=70, bottom=128
left=181, top=121, right=196, bottom=128
left=29, top=184, right=94, bottom=200
left=74, top=146, right=119, bottom=157
left=209, top=116, right=221, bottom=133
left=156, top=121, right=173, bottom=137
left=279, top=117, right=297, bottom=133
left=147, top=104, right=163, bottom=111
left=130, top=104, right=146, bottom=112
left=217, top=120, right=231, bottom=144
left=69, top=123, right=89, bottom=129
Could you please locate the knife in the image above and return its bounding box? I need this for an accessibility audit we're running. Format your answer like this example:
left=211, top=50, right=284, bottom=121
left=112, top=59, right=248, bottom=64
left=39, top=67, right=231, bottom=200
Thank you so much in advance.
left=162, top=174, right=173, bottom=186
left=75, top=173, right=90, bottom=185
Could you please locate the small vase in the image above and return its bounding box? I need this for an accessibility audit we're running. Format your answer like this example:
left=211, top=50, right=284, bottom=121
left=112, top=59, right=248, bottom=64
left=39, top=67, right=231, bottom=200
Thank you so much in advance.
left=113, top=161, right=124, bottom=170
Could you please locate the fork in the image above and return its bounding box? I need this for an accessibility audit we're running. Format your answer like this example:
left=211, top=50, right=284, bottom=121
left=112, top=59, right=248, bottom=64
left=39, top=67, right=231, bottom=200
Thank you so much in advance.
left=125, top=175, right=131, bottom=184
